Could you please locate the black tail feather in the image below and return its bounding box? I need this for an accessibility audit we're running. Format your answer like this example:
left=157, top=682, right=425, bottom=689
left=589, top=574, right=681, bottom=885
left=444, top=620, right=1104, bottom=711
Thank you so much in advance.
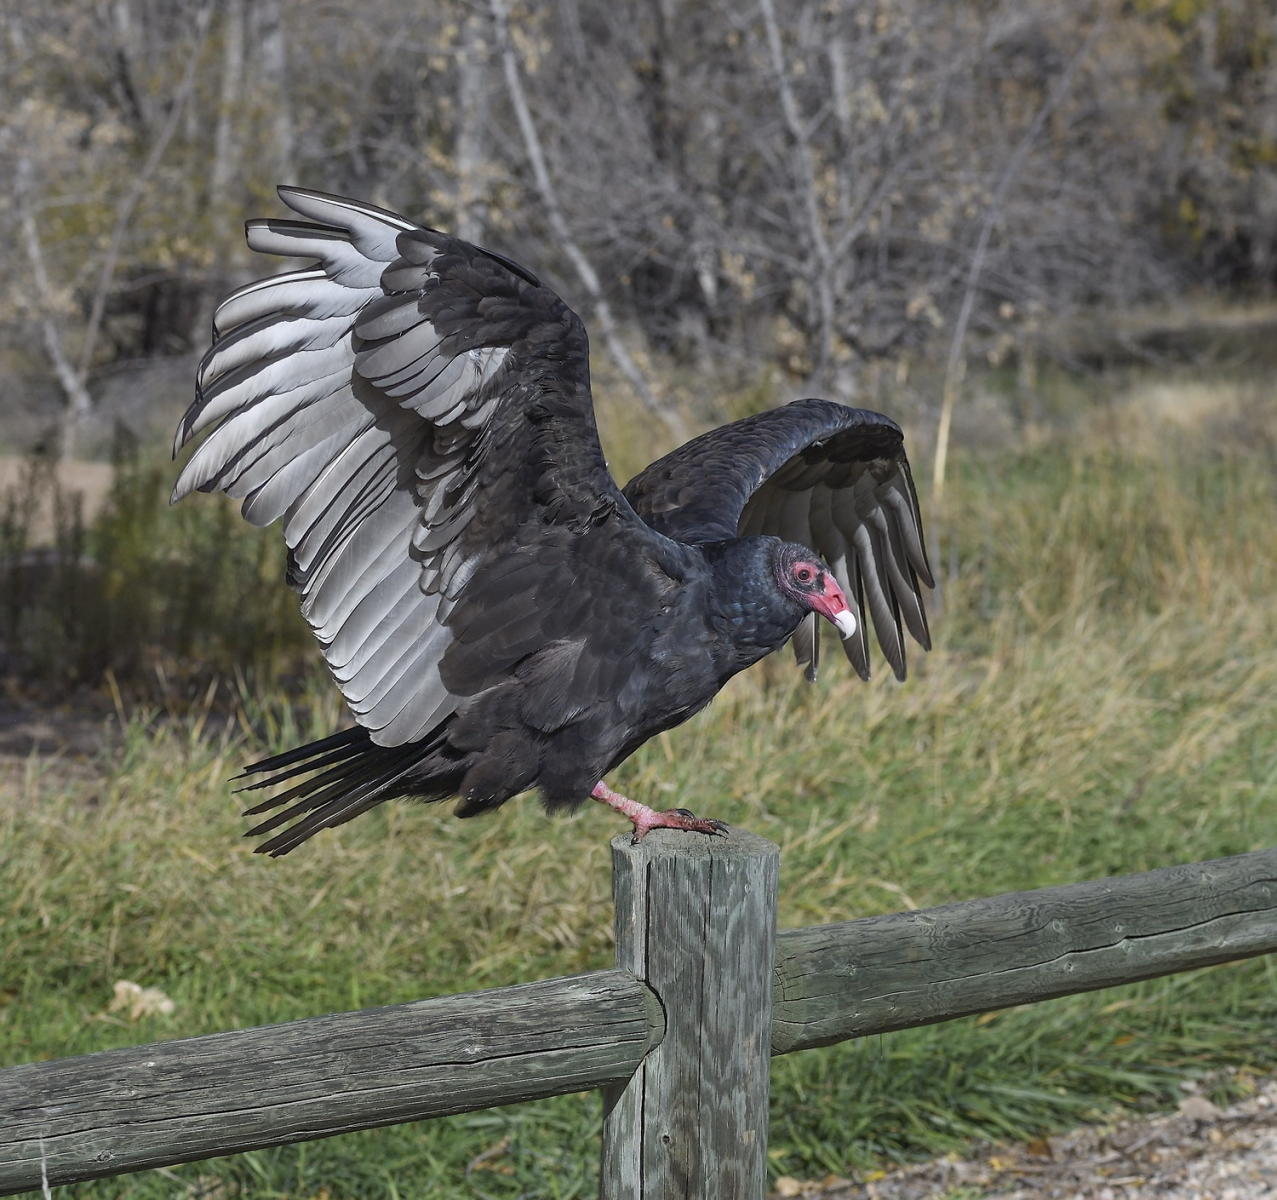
left=236, top=725, right=460, bottom=856
left=244, top=748, right=414, bottom=835
left=235, top=739, right=367, bottom=793
left=235, top=726, right=367, bottom=779
left=252, top=752, right=429, bottom=857
left=242, top=747, right=390, bottom=817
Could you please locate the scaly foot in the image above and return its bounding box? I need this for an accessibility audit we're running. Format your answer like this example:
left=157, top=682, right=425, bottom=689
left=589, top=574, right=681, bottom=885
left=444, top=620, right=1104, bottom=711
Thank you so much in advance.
left=591, top=781, right=730, bottom=844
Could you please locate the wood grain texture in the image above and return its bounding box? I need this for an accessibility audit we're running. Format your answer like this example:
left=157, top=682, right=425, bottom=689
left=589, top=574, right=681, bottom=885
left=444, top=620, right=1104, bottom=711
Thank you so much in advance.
left=601, top=829, right=780, bottom=1200
left=0, top=969, right=662, bottom=1196
left=772, top=847, right=1277, bottom=1054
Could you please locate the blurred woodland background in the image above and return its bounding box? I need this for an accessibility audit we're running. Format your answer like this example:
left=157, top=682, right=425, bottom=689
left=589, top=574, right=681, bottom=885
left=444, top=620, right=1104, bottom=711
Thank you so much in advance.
left=5, top=0, right=1277, bottom=448
left=2, top=0, right=1276, bottom=692
left=3, top=3, right=1277, bottom=1197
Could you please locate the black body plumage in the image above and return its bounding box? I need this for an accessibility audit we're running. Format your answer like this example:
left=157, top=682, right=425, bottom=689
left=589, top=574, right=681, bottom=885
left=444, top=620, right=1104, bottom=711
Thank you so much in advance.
left=174, top=189, right=932, bottom=855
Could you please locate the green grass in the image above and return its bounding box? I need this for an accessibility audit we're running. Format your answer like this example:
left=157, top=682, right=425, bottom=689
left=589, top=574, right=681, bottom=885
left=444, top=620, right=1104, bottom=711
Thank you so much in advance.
left=2, top=367, right=1276, bottom=1196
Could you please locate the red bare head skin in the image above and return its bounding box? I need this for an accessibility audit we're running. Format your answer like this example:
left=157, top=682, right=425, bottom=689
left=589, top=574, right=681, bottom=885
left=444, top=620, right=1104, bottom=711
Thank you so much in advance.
left=777, top=553, right=858, bottom=639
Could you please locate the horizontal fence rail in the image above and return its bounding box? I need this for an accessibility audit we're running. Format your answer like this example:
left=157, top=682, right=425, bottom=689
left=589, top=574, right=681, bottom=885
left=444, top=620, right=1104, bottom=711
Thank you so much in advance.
left=2, top=843, right=1275, bottom=1196
left=772, top=846, right=1277, bottom=1053
left=0, top=970, right=663, bottom=1195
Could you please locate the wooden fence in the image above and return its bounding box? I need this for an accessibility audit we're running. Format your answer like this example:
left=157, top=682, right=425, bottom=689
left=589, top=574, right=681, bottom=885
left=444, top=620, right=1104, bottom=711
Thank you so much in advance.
left=3, top=832, right=1276, bottom=1198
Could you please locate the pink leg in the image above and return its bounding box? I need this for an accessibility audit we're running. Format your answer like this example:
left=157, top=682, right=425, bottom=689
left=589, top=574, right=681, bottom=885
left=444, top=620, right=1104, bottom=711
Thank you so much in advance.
left=591, top=781, right=729, bottom=844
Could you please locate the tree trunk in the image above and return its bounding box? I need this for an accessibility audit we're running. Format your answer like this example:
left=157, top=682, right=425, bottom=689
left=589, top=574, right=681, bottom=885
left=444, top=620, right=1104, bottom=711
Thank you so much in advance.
left=454, top=10, right=490, bottom=244
left=209, top=0, right=244, bottom=216
left=255, top=0, right=294, bottom=181
left=758, top=0, right=837, bottom=390
left=489, top=0, right=680, bottom=434
left=16, top=156, right=94, bottom=458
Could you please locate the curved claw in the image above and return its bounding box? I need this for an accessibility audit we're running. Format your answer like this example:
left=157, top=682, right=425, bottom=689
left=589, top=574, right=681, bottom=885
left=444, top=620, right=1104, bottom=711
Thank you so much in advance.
left=670, top=807, right=730, bottom=830
left=629, top=809, right=730, bottom=844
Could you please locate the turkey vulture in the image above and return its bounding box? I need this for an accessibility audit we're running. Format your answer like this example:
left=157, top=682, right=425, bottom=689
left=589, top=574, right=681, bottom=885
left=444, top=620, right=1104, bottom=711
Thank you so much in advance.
left=173, top=188, right=932, bottom=855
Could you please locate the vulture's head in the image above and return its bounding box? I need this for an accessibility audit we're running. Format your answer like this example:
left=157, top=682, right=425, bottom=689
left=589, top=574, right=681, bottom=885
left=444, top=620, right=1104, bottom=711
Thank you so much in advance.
left=708, top=537, right=856, bottom=659
left=771, top=540, right=857, bottom=639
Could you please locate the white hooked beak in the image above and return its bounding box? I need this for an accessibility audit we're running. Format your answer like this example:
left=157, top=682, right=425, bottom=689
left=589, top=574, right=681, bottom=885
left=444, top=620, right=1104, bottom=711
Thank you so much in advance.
left=831, top=608, right=858, bottom=639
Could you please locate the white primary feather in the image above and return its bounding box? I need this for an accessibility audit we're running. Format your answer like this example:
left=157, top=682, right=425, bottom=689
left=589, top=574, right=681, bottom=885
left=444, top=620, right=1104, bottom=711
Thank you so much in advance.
left=173, top=188, right=527, bottom=748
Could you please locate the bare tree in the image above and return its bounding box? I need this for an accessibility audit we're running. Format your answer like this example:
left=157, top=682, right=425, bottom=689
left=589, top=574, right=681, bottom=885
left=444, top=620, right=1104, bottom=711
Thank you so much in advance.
left=454, top=10, right=491, bottom=244
left=2, top=0, right=1270, bottom=457
left=489, top=0, right=675, bottom=430
left=255, top=0, right=294, bottom=182
left=209, top=0, right=244, bottom=217
left=932, top=17, right=1104, bottom=505
left=14, top=156, right=95, bottom=448
left=758, top=0, right=837, bottom=388
left=7, top=2, right=213, bottom=454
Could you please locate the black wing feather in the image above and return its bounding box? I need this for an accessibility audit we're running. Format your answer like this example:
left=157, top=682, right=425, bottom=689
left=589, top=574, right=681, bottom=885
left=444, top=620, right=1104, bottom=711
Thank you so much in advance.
left=624, top=397, right=932, bottom=680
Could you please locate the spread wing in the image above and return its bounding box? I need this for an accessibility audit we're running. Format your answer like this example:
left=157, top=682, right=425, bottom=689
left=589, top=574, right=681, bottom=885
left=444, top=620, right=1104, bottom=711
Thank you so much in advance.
left=623, top=398, right=933, bottom=681
left=174, top=186, right=658, bottom=746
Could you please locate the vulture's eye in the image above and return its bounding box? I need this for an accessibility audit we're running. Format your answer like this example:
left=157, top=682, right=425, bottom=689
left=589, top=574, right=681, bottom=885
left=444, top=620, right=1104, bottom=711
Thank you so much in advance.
left=794, top=565, right=815, bottom=585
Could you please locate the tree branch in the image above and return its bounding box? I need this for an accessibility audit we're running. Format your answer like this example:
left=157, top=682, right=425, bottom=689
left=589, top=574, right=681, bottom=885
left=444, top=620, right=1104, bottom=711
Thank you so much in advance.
left=75, top=2, right=213, bottom=381
left=15, top=156, right=94, bottom=444
left=758, top=0, right=837, bottom=386
left=930, top=18, right=1103, bottom=512
left=489, top=0, right=679, bottom=433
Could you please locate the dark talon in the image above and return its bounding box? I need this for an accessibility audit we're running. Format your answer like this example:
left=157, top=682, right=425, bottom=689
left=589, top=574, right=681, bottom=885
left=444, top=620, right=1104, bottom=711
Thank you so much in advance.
left=672, top=807, right=696, bottom=818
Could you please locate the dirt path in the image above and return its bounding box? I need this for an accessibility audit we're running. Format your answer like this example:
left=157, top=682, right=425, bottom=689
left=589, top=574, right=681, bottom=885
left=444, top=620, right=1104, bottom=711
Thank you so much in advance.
left=773, top=1077, right=1277, bottom=1199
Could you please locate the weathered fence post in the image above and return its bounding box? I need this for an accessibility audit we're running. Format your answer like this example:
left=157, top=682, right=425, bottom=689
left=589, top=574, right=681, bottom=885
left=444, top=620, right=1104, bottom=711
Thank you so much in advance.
left=600, top=829, right=780, bottom=1200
